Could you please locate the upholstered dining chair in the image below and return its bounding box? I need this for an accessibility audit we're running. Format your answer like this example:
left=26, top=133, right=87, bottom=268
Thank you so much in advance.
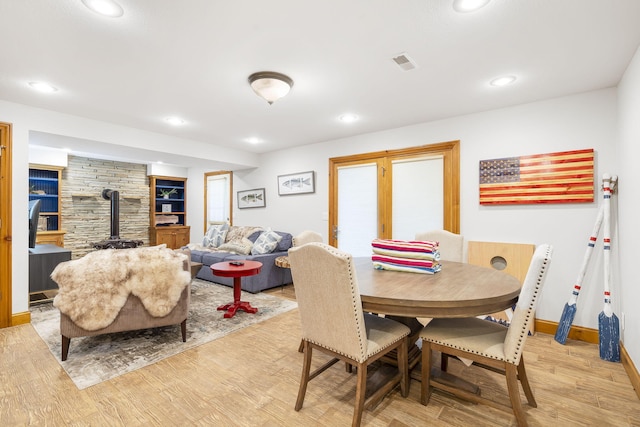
left=292, top=230, right=323, bottom=247
left=288, top=242, right=410, bottom=427
left=415, top=229, right=464, bottom=262
left=418, top=244, right=552, bottom=427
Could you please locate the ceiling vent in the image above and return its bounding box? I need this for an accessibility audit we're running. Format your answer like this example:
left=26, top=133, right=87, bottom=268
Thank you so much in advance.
left=392, top=53, right=418, bottom=71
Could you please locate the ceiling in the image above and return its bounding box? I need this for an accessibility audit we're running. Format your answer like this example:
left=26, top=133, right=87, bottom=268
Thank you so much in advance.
left=2, top=0, right=640, bottom=166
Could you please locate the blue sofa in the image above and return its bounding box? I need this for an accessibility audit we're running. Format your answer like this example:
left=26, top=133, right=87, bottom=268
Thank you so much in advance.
left=188, top=226, right=293, bottom=293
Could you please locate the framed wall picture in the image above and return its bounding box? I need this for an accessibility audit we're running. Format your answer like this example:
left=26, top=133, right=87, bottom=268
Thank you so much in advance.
left=237, top=188, right=266, bottom=209
left=277, top=171, right=315, bottom=195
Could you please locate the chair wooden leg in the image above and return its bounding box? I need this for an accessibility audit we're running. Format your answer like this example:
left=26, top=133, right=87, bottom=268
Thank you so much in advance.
left=180, top=319, right=187, bottom=342
left=420, top=341, right=432, bottom=405
left=398, top=337, right=409, bottom=397
left=352, top=361, right=367, bottom=427
left=517, top=355, right=537, bottom=407
left=295, top=341, right=312, bottom=411
left=440, top=352, right=449, bottom=371
left=505, top=363, right=528, bottom=427
left=61, top=335, right=70, bottom=361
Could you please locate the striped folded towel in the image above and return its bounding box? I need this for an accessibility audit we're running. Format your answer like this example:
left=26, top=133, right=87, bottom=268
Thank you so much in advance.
left=372, top=254, right=442, bottom=274
left=371, top=239, right=442, bottom=274
left=371, top=239, right=440, bottom=261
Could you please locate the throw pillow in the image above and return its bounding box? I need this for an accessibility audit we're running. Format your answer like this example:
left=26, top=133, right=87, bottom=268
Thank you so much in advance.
left=218, top=238, right=253, bottom=255
left=202, top=223, right=229, bottom=248
left=251, top=228, right=283, bottom=255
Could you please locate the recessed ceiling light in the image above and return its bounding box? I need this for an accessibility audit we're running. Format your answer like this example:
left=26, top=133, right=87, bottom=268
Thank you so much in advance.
left=453, top=0, right=491, bottom=13
left=244, top=137, right=263, bottom=144
left=164, top=117, right=185, bottom=126
left=339, top=113, right=359, bottom=123
left=81, top=0, right=124, bottom=17
left=28, top=81, right=58, bottom=93
left=490, top=75, right=517, bottom=87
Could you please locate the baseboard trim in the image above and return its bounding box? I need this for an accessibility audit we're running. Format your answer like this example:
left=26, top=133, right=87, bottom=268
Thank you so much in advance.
left=12, top=311, right=31, bottom=326
left=535, top=319, right=598, bottom=344
left=621, top=343, right=640, bottom=401
left=536, top=319, right=639, bottom=401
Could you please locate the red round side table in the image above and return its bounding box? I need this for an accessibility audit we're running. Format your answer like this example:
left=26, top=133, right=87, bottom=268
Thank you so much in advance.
left=210, top=260, right=262, bottom=318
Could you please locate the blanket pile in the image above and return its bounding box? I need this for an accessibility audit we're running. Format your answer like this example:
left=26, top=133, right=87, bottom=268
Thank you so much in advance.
left=52, top=245, right=191, bottom=331
left=371, top=239, right=441, bottom=274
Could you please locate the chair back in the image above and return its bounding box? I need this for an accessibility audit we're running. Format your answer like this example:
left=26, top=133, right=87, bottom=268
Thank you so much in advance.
left=292, top=230, right=323, bottom=247
left=415, top=229, right=464, bottom=262
left=504, top=244, right=553, bottom=364
left=288, top=242, right=369, bottom=362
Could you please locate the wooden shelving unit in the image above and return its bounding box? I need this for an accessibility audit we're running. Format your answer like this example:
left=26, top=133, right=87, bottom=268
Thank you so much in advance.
left=149, top=175, right=190, bottom=249
left=29, top=165, right=66, bottom=247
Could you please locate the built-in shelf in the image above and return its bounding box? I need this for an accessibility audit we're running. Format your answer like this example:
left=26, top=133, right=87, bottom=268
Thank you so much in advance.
left=71, top=193, right=96, bottom=200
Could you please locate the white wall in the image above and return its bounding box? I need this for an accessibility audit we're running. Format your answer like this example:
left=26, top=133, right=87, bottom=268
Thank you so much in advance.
left=618, top=44, right=640, bottom=363
left=226, top=89, right=619, bottom=333
left=5, top=84, right=634, bottom=370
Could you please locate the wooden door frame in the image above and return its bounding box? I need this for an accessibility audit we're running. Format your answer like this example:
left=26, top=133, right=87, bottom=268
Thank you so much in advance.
left=0, top=122, right=13, bottom=328
left=328, top=140, right=460, bottom=247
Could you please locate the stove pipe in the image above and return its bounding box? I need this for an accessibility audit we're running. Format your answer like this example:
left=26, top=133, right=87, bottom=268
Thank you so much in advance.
left=102, top=188, right=120, bottom=240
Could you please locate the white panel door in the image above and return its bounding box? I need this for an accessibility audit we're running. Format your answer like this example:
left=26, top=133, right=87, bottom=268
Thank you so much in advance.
left=392, top=156, right=444, bottom=240
left=336, top=163, right=378, bottom=256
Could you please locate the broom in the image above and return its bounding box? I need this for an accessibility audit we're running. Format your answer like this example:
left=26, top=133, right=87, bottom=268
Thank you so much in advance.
left=554, top=176, right=617, bottom=344
left=598, top=173, right=620, bottom=362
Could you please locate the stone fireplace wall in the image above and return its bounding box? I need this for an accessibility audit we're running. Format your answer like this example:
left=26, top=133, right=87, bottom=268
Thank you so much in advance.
left=61, top=156, right=150, bottom=258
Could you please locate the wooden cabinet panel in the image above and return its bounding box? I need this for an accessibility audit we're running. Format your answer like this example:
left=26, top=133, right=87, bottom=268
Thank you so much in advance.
left=151, top=225, right=190, bottom=249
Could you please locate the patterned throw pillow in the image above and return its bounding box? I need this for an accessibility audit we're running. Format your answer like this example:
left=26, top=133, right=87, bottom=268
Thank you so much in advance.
left=218, top=238, right=253, bottom=255
left=202, top=223, right=229, bottom=248
left=251, top=228, right=283, bottom=255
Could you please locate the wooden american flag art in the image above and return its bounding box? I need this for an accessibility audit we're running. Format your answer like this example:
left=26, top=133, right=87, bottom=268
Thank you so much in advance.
left=479, top=148, right=594, bottom=205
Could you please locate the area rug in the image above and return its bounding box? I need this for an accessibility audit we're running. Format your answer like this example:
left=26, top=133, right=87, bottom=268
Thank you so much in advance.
left=30, top=279, right=297, bottom=390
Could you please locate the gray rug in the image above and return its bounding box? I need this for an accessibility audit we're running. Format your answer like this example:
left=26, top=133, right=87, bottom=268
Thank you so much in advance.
left=30, top=279, right=297, bottom=390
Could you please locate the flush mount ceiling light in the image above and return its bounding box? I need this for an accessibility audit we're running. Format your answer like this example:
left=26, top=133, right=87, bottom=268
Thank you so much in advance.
left=248, top=72, right=293, bottom=105
left=244, top=137, right=263, bottom=144
left=453, top=0, right=491, bottom=13
left=164, top=117, right=185, bottom=126
left=490, top=75, right=517, bottom=87
left=28, top=81, right=58, bottom=93
left=81, top=0, right=124, bottom=17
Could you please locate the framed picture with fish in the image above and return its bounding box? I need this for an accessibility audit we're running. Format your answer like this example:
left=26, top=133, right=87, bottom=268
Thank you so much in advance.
left=237, top=188, right=266, bottom=209
left=277, top=171, right=315, bottom=195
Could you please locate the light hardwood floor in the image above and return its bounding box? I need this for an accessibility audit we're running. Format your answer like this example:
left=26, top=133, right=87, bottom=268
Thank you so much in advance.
left=1, top=284, right=639, bottom=426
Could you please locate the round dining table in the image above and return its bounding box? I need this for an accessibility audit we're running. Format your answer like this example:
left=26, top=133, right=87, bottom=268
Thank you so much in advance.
left=353, top=257, right=522, bottom=318
left=352, top=257, right=522, bottom=391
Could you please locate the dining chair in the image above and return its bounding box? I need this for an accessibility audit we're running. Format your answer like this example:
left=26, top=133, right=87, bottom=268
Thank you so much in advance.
left=415, top=229, right=464, bottom=262
left=419, top=243, right=552, bottom=427
left=292, top=230, right=323, bottom=246
left=288, top=242, right=410, bottom=427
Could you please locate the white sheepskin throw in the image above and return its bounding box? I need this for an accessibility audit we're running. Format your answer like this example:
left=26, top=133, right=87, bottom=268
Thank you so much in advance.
left=52, top=246, right=191, bottom=331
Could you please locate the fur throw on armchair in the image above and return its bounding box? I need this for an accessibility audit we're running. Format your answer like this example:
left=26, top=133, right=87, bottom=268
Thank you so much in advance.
left=52, top=246, right=191, bottom=331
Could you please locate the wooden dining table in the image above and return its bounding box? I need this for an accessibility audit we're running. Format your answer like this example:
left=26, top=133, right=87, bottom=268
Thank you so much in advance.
left=354, top=257, right=522, bottom=319
left=352, top=257, right=522, bottom=390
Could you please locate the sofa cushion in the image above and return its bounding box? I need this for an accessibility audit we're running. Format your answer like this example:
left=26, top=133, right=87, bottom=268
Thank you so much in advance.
left=218, top=238, right=253, bottom=255
left=274, top=231, right=293, bottom=251
left=203, top=223, right=229, bottom=248
left=225, top=226, right=263, bottom=244
left=251, top=228, right=282, bottom=255
left=201, top=251, right=235, bottom=266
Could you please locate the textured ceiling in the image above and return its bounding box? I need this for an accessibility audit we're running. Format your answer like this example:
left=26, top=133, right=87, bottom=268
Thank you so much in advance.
left=2, top=0, right=640, bottom=164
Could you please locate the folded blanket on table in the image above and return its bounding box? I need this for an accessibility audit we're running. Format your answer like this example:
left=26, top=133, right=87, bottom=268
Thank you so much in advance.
left=371, top=238, right=439, bottom=258
left=372, top=254, right=441, bottom=274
